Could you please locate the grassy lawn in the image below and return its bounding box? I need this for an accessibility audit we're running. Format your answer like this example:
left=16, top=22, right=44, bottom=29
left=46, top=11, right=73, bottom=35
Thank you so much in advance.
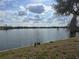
left=0, top=37, right=79, bottom=59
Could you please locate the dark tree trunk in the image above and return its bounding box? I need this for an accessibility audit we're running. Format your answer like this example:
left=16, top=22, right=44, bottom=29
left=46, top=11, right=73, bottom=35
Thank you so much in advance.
left=69, top=14, right=77, bottom=32
left=68, top=14, right=77, bottom=37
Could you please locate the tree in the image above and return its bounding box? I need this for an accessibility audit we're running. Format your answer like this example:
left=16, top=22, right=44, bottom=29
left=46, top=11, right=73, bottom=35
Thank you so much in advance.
left=55, top=0, right=79, bottom=32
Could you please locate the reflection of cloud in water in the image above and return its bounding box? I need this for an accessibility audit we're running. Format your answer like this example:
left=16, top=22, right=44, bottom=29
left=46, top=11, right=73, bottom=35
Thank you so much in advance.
left=34, top=29, right=42, bottom=43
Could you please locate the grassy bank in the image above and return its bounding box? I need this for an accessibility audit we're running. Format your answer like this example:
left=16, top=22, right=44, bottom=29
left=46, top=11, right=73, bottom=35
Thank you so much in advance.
left=0, top=37, right=79, bottom=59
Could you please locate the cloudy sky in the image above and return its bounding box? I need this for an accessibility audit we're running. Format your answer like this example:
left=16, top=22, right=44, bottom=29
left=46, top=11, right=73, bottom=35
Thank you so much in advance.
left=0, top=0, right=71, bottom=26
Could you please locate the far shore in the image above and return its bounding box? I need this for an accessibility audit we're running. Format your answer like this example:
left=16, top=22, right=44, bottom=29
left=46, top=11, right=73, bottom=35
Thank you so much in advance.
left=0, top=26, right=68, bottom=30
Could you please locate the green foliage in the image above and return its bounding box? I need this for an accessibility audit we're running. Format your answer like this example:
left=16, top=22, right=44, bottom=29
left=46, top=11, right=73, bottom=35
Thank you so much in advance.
left=55, top=0, right=79, bottom=15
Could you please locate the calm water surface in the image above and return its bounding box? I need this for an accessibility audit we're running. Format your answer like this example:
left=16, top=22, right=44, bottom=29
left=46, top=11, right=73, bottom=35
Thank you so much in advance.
left=0, top=28, right=74, bottom=51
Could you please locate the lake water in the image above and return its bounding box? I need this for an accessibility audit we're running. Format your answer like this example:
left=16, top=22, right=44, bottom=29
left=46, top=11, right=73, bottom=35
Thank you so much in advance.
left=0, top=28, right=75, bottom=51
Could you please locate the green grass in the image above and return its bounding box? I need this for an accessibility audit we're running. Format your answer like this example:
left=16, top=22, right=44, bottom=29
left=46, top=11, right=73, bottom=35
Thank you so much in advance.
left=0, top=37, right=79, bottom=59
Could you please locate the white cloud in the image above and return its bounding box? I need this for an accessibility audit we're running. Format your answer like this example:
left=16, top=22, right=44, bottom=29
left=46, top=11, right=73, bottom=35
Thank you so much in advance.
left=26, top=3, right=54, bottom=13
left=0, top=2, right=71, bottom=26
left=19, top=6, right=26, bottom=11
left=0, top=10, right=70, bottom=26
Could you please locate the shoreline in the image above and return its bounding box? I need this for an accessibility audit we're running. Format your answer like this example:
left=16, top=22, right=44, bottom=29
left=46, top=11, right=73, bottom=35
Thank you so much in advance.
left=0, top=26, right=67, bottom=30
left=0, top=37, right=79, bottom=59
left=0, top=38, right=66, bottom=53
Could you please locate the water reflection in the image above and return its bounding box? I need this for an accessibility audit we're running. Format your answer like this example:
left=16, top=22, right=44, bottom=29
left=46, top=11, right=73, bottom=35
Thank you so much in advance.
left=69, top=31, right=76, bottom=37
left=0, top=28, right=73, bottom=51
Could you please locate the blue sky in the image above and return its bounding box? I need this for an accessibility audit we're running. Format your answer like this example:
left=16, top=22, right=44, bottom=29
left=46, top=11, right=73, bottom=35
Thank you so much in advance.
left=0, top=0, right=54, bottom=10
left=0, top=0, right=70, bottom=26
